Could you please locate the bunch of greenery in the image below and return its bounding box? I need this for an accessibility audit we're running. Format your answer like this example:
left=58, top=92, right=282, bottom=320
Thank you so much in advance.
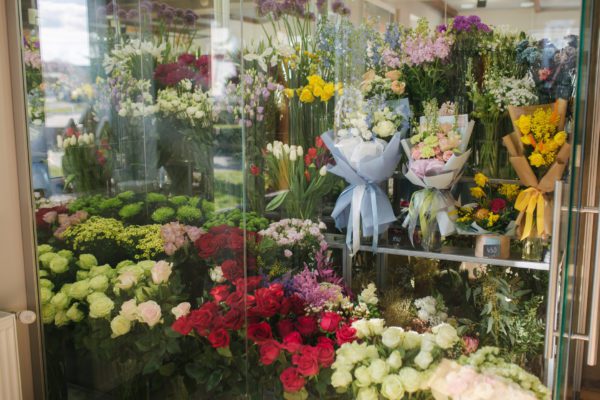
left=203, top=208, right=269, bottom=232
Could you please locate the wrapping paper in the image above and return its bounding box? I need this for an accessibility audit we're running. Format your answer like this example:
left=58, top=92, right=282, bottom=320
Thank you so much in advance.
left=322, top=130, right=405, bottom=256
left=503, top=99, right=569, bottom=239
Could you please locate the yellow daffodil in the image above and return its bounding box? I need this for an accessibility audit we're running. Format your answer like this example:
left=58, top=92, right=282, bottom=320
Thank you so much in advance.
left=312, top=85, right=323, bottom=98
left=474, top=173, right=488, bottom=188
left=528, top=152, right=546, bottom=168
left=283, top=88, right=295, bottom=99
left=299, top=88, right=315, bottom=103
left=470, top=187, right=486, bottom=199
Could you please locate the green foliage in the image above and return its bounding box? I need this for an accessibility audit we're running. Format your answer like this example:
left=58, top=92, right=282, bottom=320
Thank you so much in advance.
left=119, top=202, right=144, bottom=220
left=151, top=207, right=176, bottom=223
left=176, top=205, right=202, bottom=224
left=203, top=208, right=269, bottom=231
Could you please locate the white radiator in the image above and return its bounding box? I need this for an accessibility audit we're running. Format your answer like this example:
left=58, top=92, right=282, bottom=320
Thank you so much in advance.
left=0, top=312, right=22, bottom=400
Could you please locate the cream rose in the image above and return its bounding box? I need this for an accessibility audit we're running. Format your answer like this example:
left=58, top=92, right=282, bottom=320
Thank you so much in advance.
left=171, top=302, right=191, bottom=319
left=373, top=120, right=396, bottom=138
left=398, top=367, right=421, bottom=393
left=387, top=350, right=403, bottom=370
left=137, top=300, right=162, bottom=327
left=432, top=323, right=459, bottom=349
left=354, top=365, right=372, bottom=387
left=66, top=303, right=84, bottom=322
left=89, top=275, right=109, bottom=292
left=356, top=386, right=379, bottom=400
left=403, top=331, right=422, bottom=350
left=110, top=315, right=132, bottom=337
left=368, top=318, right=385, bottom=336
left=381, top=374, right=405, bottom=400
left=367, top=359, right=389, bottom=383
left=330, top=369, right=353, bottom=389
left=50, top=293, right=69, bottom=310
left=352, top=319, right=371, bottom=339
left=54, top=311, right=69, bottom=327
left=88, top=295, right=115, bottom=319
left=119, top=299, right=138, bottom=321
left=116, top=271, right=138, bottom=290
left=381, top=326, right=404, bottom=349
left=414, top=351, right=433, bottom=370
left=151, top=261, right=172, bottom=284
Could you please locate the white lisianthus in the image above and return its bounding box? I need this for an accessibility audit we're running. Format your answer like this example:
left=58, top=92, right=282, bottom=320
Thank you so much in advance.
left=330, top=369, right=353, bottom=389
left=356, top=387, right=379, bottom=400
left=110, top=315, right=132, bottom=338
left=367, top=359, right=389, bottom=383
left=432, top=323, right=460, bottom=349
left=387, top=350, right=403, bottom=370
left=414, top=351, right=433, bottom=370
left=398, top=367, right=421, bottom=393
left=209, top=266, right=225, bottom=283
left=381, top=374, right=405, bottom=400
left=137, top=300, right=162, bottom=327
left=171, top=302, right=191, bottom=319
left=354, top=365, right=372, bottom=387
left=119, top=299, right=138, bottom=321
left=150, top=261, right=172, bottom=284
left=381, top=326, right=404, bottom=349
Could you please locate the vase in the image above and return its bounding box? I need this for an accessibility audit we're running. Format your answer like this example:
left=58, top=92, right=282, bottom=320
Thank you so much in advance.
left=475, top=234, right=510, bottom=259
left=478, top=118, right=500, bottom=177
left=522, top=237, right=545, bottom=261
left=417, top=221, right=442, bottom=252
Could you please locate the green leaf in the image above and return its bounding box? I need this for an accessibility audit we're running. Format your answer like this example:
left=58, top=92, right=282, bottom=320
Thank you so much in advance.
left=206, top=370, right=223, bottom=391
left=266, top=190, right=289, bottom=211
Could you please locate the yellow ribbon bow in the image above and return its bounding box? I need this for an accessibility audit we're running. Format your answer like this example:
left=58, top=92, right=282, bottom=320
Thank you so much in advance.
left=514, top=187, right=546, bottom=240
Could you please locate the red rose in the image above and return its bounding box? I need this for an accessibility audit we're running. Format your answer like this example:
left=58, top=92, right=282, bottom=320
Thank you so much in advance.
left=223, top=308, right=244, bottom=330
left=335, top=324, right=357, bottom=346
left=250, top=164, right=260, bottom=176
left=247, top=322, right=272, bottom=343
left=295, top=316, right=317, bottom=337
left=225, top=291, right=255, bottom=310
left=227, top=234, right=245, bottom=252
left=254, top=286, right=283, bottom=317
left=177, top=53, right=196, bottom=65
left=319, top=312, right=342, bottom=333
left=172, top=316, right=193, bottom=335
left=289, top=295, right=306, bottom=316
left=208, top=328, right=230, bottom=348
left=292, top=346, right=320, bottom=377
left=210, top=285, right=230, bottom=303
left=281, top=331, right=303, bottom=353
left=280, top=367, right=305, bottom=393
left=234, top=276, right=263, bottom=293
left=189, top=302, right=219, bottom=336
left=277, top=319, right=295, bottom=338
left=221, top=259, right=243, bottom=282
left=490, top=198, right=507, bottom=213
left=196, top=234, right=217, bottom=258
left=315, top=341, right=335, bottom=368
left=259, top=339, right=281, bottom=365
left=317, top=336, right=334, bottom=347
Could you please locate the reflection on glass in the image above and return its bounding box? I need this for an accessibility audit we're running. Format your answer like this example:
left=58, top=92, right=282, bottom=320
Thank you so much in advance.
left=20, top=0, right=584, bottom=399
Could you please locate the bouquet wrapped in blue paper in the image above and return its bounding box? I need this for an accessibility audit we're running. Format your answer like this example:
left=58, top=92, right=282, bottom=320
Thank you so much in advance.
left=323, top=89, right=411, bottom=255
left=401, top=101, right=474, bottom=250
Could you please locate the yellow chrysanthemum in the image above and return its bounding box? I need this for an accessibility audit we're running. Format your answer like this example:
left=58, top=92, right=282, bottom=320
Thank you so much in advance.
left=487, top=212, right=500, bottom=227
left=470, top=187, right=486, bottom=199
left=516, top=115, right=531, bottom=135
left=283, top=88, right=295, bottom=99
left=554, top=131, right=567, bottom=146
left=299, top=88, right=314, bottom=103
left=528, top=152, right=546, bottom=168
left=499, top=184, right=520, bottom=201
left=474, top=173, right=488, bottom=188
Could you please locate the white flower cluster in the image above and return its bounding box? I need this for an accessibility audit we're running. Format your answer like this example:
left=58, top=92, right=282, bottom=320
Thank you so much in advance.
left=414, top=296, right=448, bottom=326
left=358, top=283, right=379, bottom=306
left=487, top=74, right=538, bottom=113
left=118, top=79, right=158, bottom=118
left=60, top=133, right=95, bottom=149
left=103, top=39, right=166, bottom=74
left=259, top=218, right=328, bottom=248
left=156, top=80, right=214, bottom=128
left=265, top=141, right=328, bottom=175
left=331, top=320, right=460, bottom=400
left=372, top=107, right=400, bottom=138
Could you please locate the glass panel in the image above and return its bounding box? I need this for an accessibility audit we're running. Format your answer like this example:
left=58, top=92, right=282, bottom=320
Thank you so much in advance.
left=17, top=0, right=588, bottom=399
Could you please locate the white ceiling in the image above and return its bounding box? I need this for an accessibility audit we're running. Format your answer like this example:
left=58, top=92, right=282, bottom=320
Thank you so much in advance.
left=445, top=0, right=580, bottom=10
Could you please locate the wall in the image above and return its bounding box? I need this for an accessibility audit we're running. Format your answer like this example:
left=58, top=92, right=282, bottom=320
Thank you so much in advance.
left=0, top=1, right=35, bottom=399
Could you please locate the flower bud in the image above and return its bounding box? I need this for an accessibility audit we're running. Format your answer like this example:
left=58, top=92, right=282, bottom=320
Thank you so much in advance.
left=319, top=166, right=327, bottom=176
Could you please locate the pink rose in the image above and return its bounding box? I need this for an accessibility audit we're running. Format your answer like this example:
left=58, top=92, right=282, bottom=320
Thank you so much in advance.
left=137, top=300, right=162, bottom=327
left=42, top=211, right=58, bottom=224
left=171, top=302, right=191, bottom=319
left=151, top=261, right=172, bottom=284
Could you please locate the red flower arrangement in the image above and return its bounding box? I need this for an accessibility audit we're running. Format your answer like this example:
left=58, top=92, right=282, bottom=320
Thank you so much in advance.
left=154, top=53, right=211, bottom=89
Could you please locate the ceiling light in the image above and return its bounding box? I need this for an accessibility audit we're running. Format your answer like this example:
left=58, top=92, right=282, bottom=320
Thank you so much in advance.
left=460, top=3, right=476, bottom=9
left=520, top=1, right=535, bottom=7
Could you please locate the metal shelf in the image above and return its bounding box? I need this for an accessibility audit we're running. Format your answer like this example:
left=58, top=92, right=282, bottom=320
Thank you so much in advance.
left=325, top=234, right=550, bottom=272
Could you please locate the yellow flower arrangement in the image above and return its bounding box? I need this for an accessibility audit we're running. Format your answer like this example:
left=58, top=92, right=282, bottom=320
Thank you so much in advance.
left=474, top=173, right=488, bottom=187
left=515, top=104, right=567, bottom=170
left=296, top=75, right=342, bottom=104
left=470, top=187, right=486, bottom=199
left=498, top=184, right=521, bottom=201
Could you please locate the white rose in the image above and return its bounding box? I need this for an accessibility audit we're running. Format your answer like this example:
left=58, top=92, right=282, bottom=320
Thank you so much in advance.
left=387, top=350, right=403, bottom=370
left=356, top=386, right=378, bottom=400
left=365, top=345, right=379, bottom=360
left=403, top=331, right=422, bottom=350
left=381, top=374, right=405, bottom=400
left=414, top=351, right=433, bottom=370
left=110, top=315, right=132, bottom=338
left=420, top=333, right=436, bottom=352
left=330, top=369, right=353, bottom=389
left=209, top=266, right=225, bottom=283
left=119, top=299, right=138, bottom=321
left=150, top=261, right=172, bottom=284
left=432, top=323, right=459, bottom=349
left=115, top=271, right=138, bottom=290
left=368, top=318, right=385, bottom=336
left=367, top=359, right=389, bottom=383
left=352, top=319, right=371, bottom=339
left=354, top=365, right=372, bottom=387
left=171, top=302, right=191, bottom=319
left=137, top=300, right=162, bottom=327
left=373, top=120, right=395, bottom=138
left=382, top=326, right=404, bottom=349
left=398, top=367, right=421, bottom=393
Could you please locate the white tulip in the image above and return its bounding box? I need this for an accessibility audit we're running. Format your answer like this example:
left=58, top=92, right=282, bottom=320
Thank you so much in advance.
left=289, top=148, right=297, bottom=161
left=319, top=166, right=327, bottom=176
left=296, top=146, right=303, bottom=156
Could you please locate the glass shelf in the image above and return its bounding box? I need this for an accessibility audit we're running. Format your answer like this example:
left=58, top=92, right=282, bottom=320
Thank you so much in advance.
left=325, top=234, right=550, bottom=271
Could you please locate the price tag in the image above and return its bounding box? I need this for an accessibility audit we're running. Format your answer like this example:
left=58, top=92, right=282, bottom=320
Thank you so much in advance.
left=482, top=237, right=501, bottom=258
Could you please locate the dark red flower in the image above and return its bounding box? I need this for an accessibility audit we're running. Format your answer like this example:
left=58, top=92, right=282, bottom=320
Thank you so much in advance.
left=292, top=346, right=320, bottom=377
left=490, top=198, right=507, bottom=213
left=335, top=324, right=357, bottom=346
left=189, top=302, right=219, bottom=336
left=319, top=312, right=342, bottom=333
left=254, top=286, right=282, bottom=318
left=234, top=276, right=263, bottom=293
left=280, top=367, right=305, bottom=393
left=225, top=291, right=255, bottom=310
left=208, top=328, right=230, bottom=348
left=178, top=53, right=196, bottom=65
left=223, top=308, right=244, bottom=330
left=295, top=316, right=317, bottom=337
left=171, top=316, right=193, bottom=335
left=247, top=322, right=272, bottom=343
left=259, top=339, right=281, bottom=365
left=315, top=340, right=335, bottom=368
left=315, top=136, right=325, bottom=148
left=221, top=259, right=243, bottom=282
left=250, top=164, right=260, bottom=176
left=195, top=234, right=217, bottom=258
left=277, top=319, right=296, bottom=339
left=281, top=331, right=303, bottom=353
left=210, top=285, right=230, bottom=303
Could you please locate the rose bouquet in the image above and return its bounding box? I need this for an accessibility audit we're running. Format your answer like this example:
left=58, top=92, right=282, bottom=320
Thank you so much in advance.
left=330, top=321, right=462, bottom=398
left=402, top=100, right=474, bottom=251
left=429, top=347, right=551, bottom=400
left=503, top=100, right=570, bottom=240
left=265, top=139, right=335, bottom=220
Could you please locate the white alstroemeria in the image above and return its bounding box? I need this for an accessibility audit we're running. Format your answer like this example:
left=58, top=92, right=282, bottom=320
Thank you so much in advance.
left=243, top=44, right=277, bottom=72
